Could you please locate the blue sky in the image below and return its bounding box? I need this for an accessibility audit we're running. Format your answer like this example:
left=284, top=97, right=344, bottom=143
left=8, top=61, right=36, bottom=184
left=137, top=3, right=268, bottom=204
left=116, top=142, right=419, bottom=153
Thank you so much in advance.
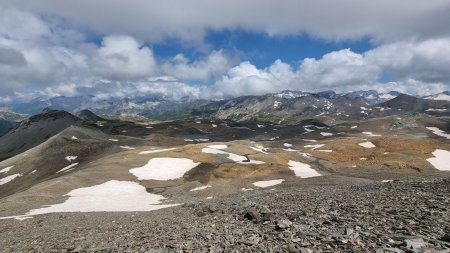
left=0, top=0, right=449, bottom=102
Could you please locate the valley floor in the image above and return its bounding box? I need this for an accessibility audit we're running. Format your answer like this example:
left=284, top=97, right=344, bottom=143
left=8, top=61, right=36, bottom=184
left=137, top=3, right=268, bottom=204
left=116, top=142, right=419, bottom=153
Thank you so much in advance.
left=1, top=176, right=449, bottom=253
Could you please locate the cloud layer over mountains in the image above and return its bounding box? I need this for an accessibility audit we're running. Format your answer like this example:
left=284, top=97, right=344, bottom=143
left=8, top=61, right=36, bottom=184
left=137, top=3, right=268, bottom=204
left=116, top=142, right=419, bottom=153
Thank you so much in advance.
left=1, top=1, right=450, bottom=102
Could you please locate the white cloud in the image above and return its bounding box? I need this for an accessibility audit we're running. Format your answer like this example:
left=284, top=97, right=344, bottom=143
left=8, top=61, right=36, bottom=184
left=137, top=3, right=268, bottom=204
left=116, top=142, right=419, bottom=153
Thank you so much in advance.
left=208, top=39, right=450, bottom=98
left=3, top=0, right=450, bottom=43
left=206, top=60, right=296, bottom=98
left=298, top=49, right=380, bottom=90
left=90, top=35, right=157, bottom=80
left=366, top=39, right=450, bottom=82
left=161, top=50, right=233, bottom=81
left=0, top=8, right=450, bottom=103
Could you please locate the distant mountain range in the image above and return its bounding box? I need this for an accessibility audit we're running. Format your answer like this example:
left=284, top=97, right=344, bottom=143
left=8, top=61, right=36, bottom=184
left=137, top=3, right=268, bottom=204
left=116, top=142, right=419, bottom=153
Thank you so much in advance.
left=1, top=90, right=449, bottom=122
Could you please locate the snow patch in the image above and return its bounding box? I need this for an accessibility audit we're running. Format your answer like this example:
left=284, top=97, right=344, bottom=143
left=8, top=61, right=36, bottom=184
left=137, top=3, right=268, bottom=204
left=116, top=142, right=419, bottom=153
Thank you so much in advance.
left=283, top=143, right=293, bottom=147
left=317, top=149, right=333, bottom=152
left=120, top=146, right=136, bottom=150
left=65, top=156, right=78, bottom=162
left=129, top=158, right=200, bottom=180
left=432, top=94, right=450, bottom=101
left=288, top=160, right=321, bottom=178
left=139, top=148, right=176, bottom=155
left=251, top=145, right=269, bottom=154
left=0, top=173, right=22, bottom=186
left=380, top=93, right=397, bottom=100
left=71, top=136, right=78, bottom=140
left=427, top=149, right=450, bottom=171
left=273, top=101, right=282, bottom=109
left=320, top=132, right=333, bottom=136
left=109, top=139, right=119, bottom=142
left=425, top=108, right=447, bottom=112
left=190, top=185, right=211, bottom=192
left=426, top=127, right=450, bottom=139
left=304, top=144, right=325, bottom=150
left=359, top=141, right=376, bottom=148
left=57, top=163, right=79, bottom=173
left=253, top=179, right=284, bottom=188
left=351, top=126, right=358, bottom=129
left=362, top=132, right=381, bottom=137
left=202, top=146, right=265, bottom=164
left=0, top=165, right=14, bottom=174
left=207, top=144, right=228, bottom=150
left=0, top=180, right=179, bottom=219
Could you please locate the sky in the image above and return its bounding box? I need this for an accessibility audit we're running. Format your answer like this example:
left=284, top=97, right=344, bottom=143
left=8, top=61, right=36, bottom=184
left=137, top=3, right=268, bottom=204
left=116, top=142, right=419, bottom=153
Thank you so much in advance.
left=1, top=0, right=450, bottom=103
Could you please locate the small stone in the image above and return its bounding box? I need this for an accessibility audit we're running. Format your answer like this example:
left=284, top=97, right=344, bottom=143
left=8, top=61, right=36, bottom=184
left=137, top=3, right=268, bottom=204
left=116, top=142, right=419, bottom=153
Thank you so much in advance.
left=404, top=237, right=426, bottom=253
left=244, top=208, right=261, bottom=222
left=260, top=206, right=271, bottom=214
left=299, top=248, right=313, bottom=253
left=346, top=228, right=354, bottom=236
left=440, top=232, right=450, bottom=242
left=288, top=244, right=300, bottom=253
left=276, top=219, right=292, bottom=229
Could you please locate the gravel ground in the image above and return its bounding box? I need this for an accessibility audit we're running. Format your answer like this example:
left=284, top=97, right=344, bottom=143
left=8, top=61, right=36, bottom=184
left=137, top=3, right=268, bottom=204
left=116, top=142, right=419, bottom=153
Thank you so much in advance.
left=1, top=178, right=450, bottom=253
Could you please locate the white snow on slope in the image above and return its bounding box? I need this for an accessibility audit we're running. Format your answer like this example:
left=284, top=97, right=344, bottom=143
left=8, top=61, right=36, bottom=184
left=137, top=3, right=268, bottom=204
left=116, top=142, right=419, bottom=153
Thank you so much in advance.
left=317, top=149, right=333, bottom=152
left=320, top=132, right=333, bottom=136
left=0, top=173, right=22, bottom=186
left=65, top=156, right=78, bottom=162
left=251, top=145, right=269, bottom=154
left=362, top=132, right=381, bottom=137
left=288, top=160, right=321, bottom=178
left=190, top=185, right=211, bottom=191
left=0, top=180, right=179, bottom=220
left=202, top=146, right=265, bottom=164
left=0, top=165, right=14, bottom=174
left=283, top=143, right=293, bottom=147
left=304, top=144, right=325, bottom=150
left=109, top=139, right=119, bottom=142
left=57, top=163, right=79, bottom=173
left=120, top=146, right=136, bottom=150
left=425, top=108, right=447, bottom=112
left=139, top=148, right=176, bottom=155
left=207, top=144, right=228, bottom=150
left=71, top=136, right=78, bottom=140
left=253, top=179, right=284, bottom=188
left=380, top=94, right=397, bottom=100
left=426, top=127, right=450, bottom=139
left=431, top=94, right=450, bottom=101
left=427, top=149, right=450, bottom=171
left=359, top=141, right=376, bottom=148
left=129, top=158, right=200, bottom=180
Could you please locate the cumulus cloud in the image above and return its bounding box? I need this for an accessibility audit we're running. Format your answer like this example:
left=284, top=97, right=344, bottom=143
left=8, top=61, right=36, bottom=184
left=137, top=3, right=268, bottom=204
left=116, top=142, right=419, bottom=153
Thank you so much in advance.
left=208, top=39, right=450, bottom=98
left=298, top=49, right=380, bottom=89
left=90, top=36, right=157, bottom=80
left=0, top=7, right=450, bottom=103
left=161, top=50, right=234, bottom=82
left=206, top=60, right=297, bottom=98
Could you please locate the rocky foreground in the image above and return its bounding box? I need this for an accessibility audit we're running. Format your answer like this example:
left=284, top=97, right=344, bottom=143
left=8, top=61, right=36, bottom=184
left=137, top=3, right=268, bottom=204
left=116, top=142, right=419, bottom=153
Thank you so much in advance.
left=1, top=178, right=450, bottom=253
